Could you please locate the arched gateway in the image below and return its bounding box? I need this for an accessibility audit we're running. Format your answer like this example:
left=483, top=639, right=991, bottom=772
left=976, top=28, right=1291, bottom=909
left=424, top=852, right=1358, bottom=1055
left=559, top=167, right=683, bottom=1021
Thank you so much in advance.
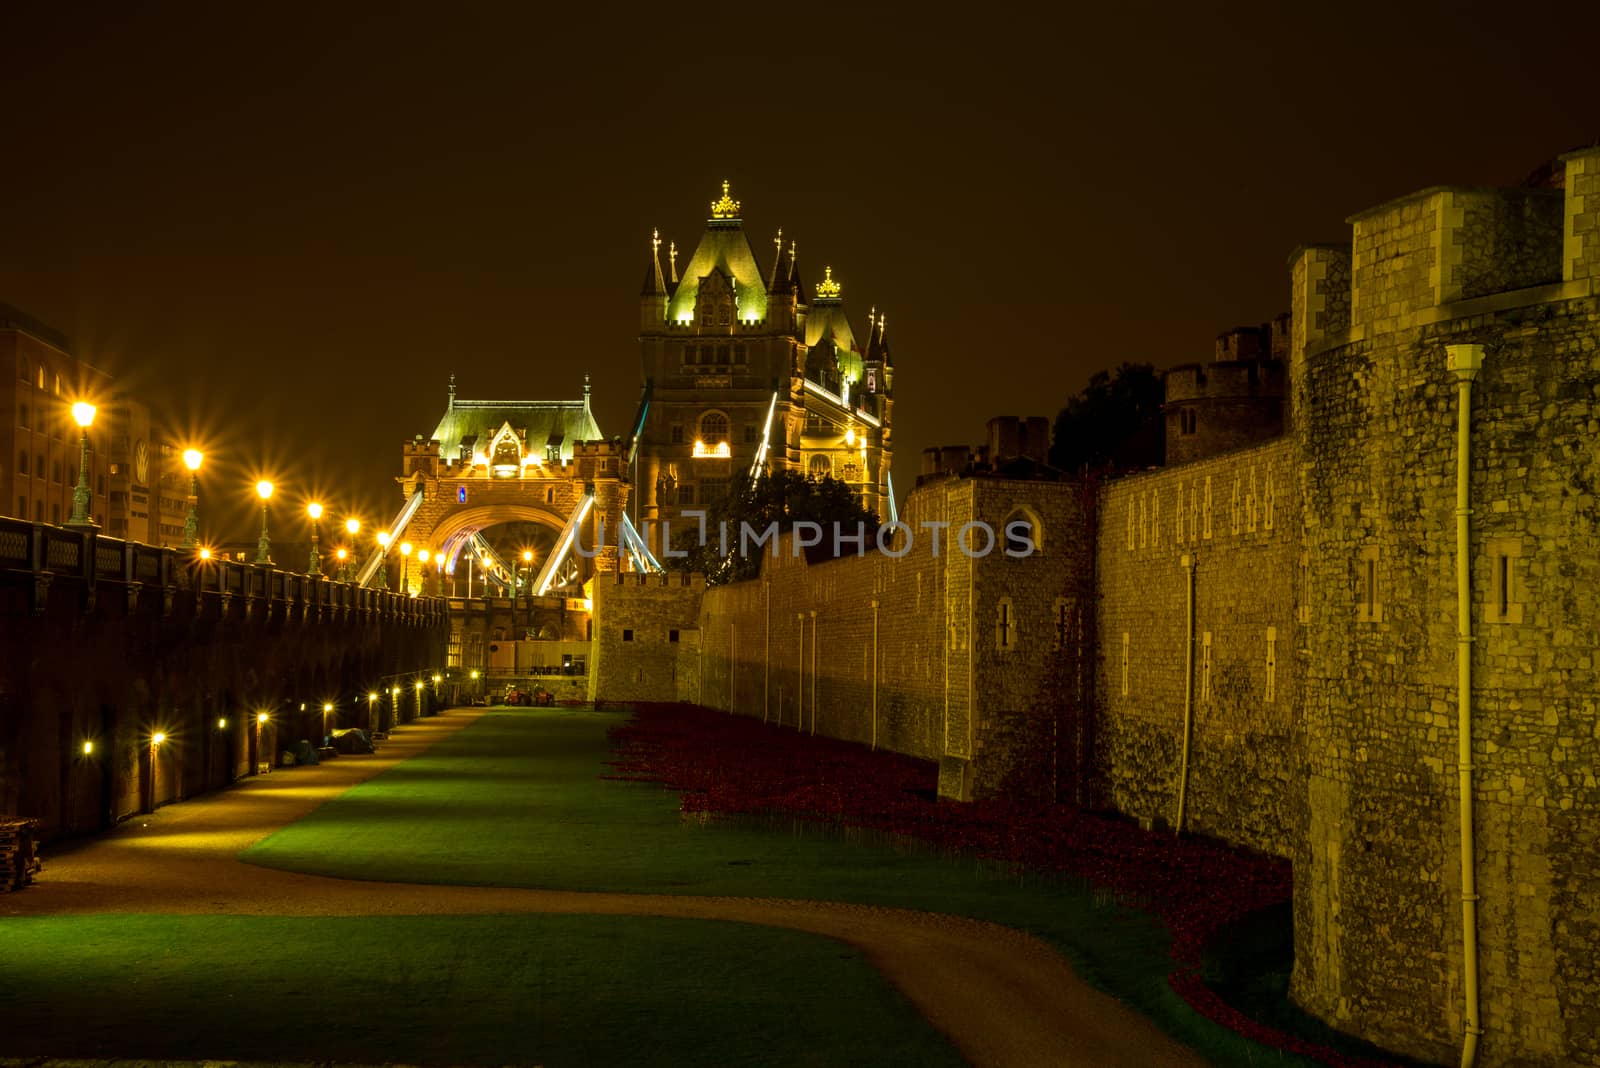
left=364, top=378, right=641, bottom=600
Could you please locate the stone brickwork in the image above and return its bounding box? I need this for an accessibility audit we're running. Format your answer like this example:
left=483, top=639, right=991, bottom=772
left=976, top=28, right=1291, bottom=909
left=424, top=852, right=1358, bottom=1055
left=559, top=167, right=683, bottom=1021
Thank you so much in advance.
left=1565, top=147, right=1600, bottom=283
left=589, top=571, right=705, bottom=705
left=1094, top=438, right=1299, bottom=857
left=1292, top=151, right=1600, bottom=1066
left=687, top=478, right=1094, bottom=801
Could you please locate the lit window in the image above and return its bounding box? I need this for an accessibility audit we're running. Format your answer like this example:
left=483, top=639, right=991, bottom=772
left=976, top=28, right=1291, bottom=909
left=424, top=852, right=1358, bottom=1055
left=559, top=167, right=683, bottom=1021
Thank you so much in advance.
left=699, top=412, right=729, bottom=444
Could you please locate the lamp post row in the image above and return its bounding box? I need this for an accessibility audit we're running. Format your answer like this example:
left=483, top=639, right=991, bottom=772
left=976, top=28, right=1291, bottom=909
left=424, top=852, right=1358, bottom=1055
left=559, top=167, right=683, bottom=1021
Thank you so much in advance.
left=62, top=406, right=526, bottom=591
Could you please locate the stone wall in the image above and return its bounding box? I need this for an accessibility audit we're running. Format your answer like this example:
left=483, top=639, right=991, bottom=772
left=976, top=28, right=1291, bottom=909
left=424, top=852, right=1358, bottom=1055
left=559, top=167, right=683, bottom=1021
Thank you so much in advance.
left=589, top=570, right=704, bottom=705
left=689, top=478, right=1094, bottom=802
left=0, top=533, right=448, bottom=840
left=1093, top=437, right=1300, bottom=857
left=1292, top=151, right=1600, bottom=1066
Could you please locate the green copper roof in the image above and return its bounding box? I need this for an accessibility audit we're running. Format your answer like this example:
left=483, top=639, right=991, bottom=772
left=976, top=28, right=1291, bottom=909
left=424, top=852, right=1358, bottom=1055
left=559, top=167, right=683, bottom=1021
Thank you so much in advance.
left=428, top=398, right=603, bottom=465
left=805, top=301, right=864, bottom=384
left=665, top=221, right=770, bottom=324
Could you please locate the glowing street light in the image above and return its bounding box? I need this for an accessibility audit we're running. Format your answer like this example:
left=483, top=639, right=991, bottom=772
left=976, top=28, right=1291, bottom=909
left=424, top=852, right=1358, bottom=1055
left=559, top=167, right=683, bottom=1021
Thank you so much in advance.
left=307, top=502, right=324, bottom=576
left=82, top=740, right=94, bottom=756
left=255, top=480, right=274, bottom=564
left=67, top=401, right=97, bottom=528
left=400, top=541, right=412, bottom=595
left=182, top=449, right=203, bottom=548
left=199, top=547, right=212, bottom=560
left=521, top=549, right=534, bottom=602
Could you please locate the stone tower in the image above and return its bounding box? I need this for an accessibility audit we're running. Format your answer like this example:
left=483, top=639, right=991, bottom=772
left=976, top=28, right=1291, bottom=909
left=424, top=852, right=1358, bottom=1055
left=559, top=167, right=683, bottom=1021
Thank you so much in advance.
left=635, top=182, right=894, bottom=554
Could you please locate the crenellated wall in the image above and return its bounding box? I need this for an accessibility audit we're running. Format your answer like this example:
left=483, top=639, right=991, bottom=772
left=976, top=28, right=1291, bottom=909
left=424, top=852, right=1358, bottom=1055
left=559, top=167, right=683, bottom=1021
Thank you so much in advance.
left=1291, top=144, right=1600, bottom=1066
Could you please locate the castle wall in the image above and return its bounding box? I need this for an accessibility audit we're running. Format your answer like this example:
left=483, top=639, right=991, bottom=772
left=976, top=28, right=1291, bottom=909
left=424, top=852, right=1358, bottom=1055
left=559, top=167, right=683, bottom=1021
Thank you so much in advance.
left=688, top=478, right=1093, bottom=801
left=1292, top=147, right=1600, bottom=1066
left=589, top=571, right=704, bottom=705
left=1093, top=437, right=1300, bottom=858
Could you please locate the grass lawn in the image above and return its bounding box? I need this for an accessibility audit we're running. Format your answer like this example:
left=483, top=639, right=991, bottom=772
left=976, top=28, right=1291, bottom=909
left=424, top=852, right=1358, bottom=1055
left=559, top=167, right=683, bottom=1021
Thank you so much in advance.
left=0, top=914, right=962, bottom=1067
left=242, top=707, right=1336, bottom=1067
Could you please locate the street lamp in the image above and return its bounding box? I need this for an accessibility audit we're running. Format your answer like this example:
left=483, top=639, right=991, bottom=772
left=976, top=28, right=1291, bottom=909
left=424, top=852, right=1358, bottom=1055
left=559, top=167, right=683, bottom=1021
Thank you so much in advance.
left=307, top=502, right=323, bottom=576
left=182, top=449, right=203, bottom=548
left=417, top=549, right=430, bottom=596
left=343, top=518, right=361, bottom=581
left=255, top=481, right=274, bottom=564
left=335, top=547, right=347, bottom=579
left=521, top=549, right=533, bottom=602
left=322, top=701, right=334, bottom=742
left=375, top=530, right=391, bottom=590
left=67, top=401, right=97, bottom=528
left=400, top=541, right=412, bottom=596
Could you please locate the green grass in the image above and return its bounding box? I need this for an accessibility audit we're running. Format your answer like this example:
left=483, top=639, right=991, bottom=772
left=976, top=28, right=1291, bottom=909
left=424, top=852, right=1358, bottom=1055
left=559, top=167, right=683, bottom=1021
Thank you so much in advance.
left=0, top=914, right=963, bottom=1067
left=241, top=707, right=1336, bottom=1067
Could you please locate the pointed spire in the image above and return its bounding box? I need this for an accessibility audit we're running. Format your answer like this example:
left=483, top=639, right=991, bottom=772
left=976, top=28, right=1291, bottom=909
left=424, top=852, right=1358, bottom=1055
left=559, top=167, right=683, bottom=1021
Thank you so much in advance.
left=448, top=373, right=456, bottom=410
left=768, top=227, right=785, bottom=290
left=668, top=241, right=679, bottom=283
left=788, top=240, right=804, bottom=298
left=643, top=228, right=667, bottom=296
left=583, top=374, right=592, bottom=413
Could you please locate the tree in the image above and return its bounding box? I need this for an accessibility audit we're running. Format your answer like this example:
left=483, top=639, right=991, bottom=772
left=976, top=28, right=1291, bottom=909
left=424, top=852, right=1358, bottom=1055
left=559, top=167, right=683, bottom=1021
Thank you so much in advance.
left=1048, top=363, right=1165, bottom=475
left=669, top=470, right=879, bottom=584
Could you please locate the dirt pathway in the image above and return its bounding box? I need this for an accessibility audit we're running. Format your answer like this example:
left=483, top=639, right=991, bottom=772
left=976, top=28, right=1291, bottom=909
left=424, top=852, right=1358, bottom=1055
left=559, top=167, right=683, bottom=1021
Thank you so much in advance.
left=2, top=711, right=1209, bottom=1068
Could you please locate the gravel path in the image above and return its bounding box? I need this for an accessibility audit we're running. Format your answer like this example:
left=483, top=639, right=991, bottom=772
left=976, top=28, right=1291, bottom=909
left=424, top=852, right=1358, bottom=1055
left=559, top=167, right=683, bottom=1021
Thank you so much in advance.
left=1, top=711, right=1209, bottom=1068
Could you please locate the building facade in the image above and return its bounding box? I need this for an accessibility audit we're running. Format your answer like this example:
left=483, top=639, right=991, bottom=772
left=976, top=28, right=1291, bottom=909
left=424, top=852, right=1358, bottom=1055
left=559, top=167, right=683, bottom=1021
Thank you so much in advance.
left=1, top=305, right=111, bottom=529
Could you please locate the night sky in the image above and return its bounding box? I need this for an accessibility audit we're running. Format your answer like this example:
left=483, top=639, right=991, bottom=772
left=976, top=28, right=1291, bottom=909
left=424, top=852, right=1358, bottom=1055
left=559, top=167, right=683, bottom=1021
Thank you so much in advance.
left=2, top=3, right=1595, bottom=541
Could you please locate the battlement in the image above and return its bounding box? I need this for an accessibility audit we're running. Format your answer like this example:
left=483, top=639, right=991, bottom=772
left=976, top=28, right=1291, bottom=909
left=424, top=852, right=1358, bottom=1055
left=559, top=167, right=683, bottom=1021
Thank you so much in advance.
left=1163, top=358, right=1284, bottom=466
left=1288, top=149, right=1600, bottom=355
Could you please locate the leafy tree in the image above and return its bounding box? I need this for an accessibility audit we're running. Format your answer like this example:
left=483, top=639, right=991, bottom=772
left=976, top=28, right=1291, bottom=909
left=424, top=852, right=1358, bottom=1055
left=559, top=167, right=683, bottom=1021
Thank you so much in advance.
left=669, top=470, right=879, bottom=584
left=1048, top=363, right=1165, bottom=474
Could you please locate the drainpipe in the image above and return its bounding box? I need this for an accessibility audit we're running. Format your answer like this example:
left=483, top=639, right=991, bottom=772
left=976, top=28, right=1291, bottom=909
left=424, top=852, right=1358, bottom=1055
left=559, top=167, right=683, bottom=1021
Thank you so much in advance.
left=1175, top=552, right=1196, bottom=834
left=809, top=610, right=818, bottom=735
left=797, top=613, right=805, bottom=730
left=1447, top=343, right=1484, bottom=1068
left=871, top=599, right=880, bottom=751
left=763, top=579, right=771, bottom=723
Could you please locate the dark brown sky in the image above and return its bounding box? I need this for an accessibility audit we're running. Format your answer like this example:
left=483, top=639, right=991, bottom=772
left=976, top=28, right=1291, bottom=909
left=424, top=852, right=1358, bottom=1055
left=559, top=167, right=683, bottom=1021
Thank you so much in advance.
left=2, top=2, right=1595, bottom=539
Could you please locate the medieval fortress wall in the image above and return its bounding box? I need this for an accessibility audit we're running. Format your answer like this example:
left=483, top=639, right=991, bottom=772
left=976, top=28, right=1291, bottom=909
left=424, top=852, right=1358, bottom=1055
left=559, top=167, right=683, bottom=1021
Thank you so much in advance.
left=592, top=148, right=1600, bottom=1066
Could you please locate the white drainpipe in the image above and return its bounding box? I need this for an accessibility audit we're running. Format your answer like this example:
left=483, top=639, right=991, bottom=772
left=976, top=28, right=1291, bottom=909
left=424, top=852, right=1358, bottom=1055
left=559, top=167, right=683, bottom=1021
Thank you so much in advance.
left=1176, top=552, right=1196, bottom=834
left=1447, top=343, right=1484, bottom=1068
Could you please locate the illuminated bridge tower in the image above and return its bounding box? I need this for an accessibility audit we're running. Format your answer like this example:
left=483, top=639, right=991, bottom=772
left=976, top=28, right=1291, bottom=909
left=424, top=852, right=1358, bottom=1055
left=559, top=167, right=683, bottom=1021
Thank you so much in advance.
left=635, top=181, right=894, bottom=554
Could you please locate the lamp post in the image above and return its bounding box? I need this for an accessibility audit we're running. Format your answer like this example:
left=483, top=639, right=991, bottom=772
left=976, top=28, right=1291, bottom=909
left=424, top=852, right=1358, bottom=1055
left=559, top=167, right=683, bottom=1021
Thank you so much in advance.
left=343, top=519, right=360, bottom=581
left=367, top=691, right=378, bottom=733
left=255, top=481, right=274, bottom=564
left=400, top=541, right=412, bottom=596
left=417, top=549, right=431, bottom=596
left=67, top=401, right=97, bottom=528
left=181, top=449, right=203, bottom=548
left=254, top=712, right=269, bottom=775
left=521, top=549, right=533, bottom=604
left=307, top=502, right=323, bottom=576
left=321, top=702, right=333, bottom=744
left=375, top=531, right=391, bottom=590
left=335, top=547, right=347, bottom=580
